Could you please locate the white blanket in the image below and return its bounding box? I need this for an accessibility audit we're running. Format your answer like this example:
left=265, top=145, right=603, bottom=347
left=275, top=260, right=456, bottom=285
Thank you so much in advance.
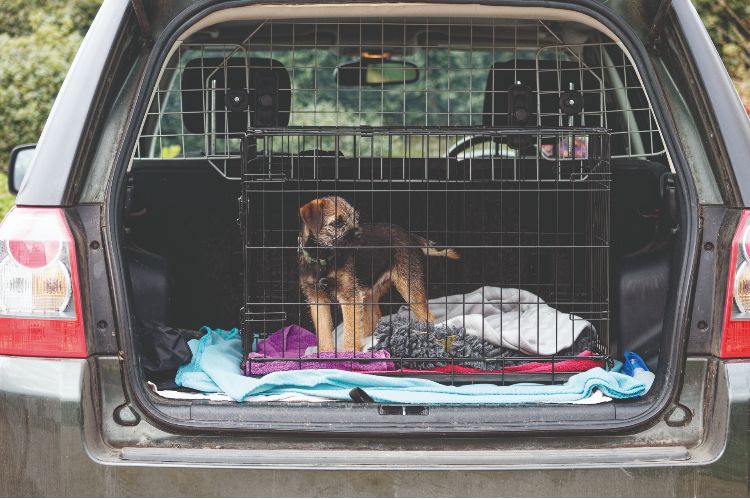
left=148, top=382, right=335, bottom=402
left=334, top=286, right=591, bottom=356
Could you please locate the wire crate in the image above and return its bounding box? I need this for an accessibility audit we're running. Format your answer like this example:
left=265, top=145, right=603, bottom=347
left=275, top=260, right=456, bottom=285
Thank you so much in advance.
left=241, top=126, right=610, bottom=384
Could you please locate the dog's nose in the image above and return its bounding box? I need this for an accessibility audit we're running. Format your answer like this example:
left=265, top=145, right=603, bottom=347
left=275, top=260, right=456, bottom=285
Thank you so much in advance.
left=317, top=277, right=330, bottom=290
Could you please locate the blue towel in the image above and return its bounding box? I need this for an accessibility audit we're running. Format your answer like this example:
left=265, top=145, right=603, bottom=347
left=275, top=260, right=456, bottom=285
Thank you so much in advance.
left=176, top=327, right=646, bottom=404
left=175, top=326, right=243, bottom=395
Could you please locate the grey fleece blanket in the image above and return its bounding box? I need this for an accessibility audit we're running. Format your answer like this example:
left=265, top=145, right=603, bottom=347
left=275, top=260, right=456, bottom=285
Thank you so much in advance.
left=335, top=287, right=592, bottom=356
left=372, top=316, right=596, bottom=369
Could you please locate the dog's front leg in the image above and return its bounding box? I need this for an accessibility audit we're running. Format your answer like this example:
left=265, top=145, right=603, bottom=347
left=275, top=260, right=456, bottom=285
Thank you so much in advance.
left=304, top=287, right=335, bottom=352
left=337, top=286, right=360, bottom=353
left=337, top=290, right=381, bottom=352
left=358, top=290, right=382, bottom=350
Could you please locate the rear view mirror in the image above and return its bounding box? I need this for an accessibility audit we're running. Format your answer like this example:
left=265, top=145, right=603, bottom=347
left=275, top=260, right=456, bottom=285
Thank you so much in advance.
left=8, top=144, right=35, bottom=195
left=335, top=59, right=419, bottom=86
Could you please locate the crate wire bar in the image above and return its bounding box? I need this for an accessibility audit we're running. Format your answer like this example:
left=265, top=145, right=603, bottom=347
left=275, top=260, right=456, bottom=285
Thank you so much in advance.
left=242, top=126, right=611, bottom=384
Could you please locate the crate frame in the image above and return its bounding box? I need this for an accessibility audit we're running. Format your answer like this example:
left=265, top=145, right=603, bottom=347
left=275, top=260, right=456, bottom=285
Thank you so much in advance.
left=240, top=125, right=611, bottom=384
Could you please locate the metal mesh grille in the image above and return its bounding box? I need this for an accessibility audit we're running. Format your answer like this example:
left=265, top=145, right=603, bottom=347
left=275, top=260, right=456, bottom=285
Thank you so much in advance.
left=134, top=17, right=663, bottom=181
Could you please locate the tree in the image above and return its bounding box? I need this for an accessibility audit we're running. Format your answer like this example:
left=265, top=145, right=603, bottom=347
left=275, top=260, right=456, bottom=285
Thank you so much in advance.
left=694, top=0, right=750, bottom=108
left=0, top=1, right=101, bottom=171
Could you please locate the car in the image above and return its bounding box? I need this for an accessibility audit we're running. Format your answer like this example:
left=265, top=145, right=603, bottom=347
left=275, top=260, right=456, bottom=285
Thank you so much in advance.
left=1, top=0, right=749, bottom=496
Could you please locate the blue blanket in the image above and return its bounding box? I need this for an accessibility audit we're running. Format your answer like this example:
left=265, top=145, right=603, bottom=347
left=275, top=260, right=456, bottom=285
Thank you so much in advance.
left=176, top=327, right=646, bottom=404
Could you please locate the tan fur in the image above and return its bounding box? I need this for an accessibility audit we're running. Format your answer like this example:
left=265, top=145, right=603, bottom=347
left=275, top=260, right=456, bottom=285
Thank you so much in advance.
left=422, top=247, right=460, bottom=259
left=392, top=261, right=434, bottom=324
left=301, top=286, right=334, bottom=352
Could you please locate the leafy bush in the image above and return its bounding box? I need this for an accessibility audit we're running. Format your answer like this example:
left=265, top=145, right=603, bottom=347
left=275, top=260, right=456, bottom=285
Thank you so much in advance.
left=694, top=0, right=750, bottom=107
left=0, top=1, right=101, bottom=172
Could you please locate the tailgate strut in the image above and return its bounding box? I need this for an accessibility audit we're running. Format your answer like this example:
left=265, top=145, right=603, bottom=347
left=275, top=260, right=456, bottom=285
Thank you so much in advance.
left=647, top=0, right=673, bottom=50
left=130, top=0, right=153, bottom=46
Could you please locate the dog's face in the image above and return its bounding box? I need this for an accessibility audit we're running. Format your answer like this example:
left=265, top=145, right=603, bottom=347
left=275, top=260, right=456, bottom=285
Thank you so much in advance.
left=299, top=196, right=359, bottom=247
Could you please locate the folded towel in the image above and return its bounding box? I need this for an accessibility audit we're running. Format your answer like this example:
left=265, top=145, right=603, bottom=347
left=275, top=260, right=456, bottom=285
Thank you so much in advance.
left=177, top=328, right=644, bottom=403
left=244, top=350, right=394, bottom=375
left=255, top=324, right=317, bottom=358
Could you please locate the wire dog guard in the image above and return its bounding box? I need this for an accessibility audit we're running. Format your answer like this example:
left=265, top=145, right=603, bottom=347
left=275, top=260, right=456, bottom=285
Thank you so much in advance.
left=241, top=126, right=611, bottom=384
left=134, top=18, right=664, bottom=180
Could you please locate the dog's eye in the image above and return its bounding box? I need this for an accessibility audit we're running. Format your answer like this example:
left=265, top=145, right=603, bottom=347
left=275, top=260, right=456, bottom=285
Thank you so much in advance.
left=331, top=218, right=345, bottom=229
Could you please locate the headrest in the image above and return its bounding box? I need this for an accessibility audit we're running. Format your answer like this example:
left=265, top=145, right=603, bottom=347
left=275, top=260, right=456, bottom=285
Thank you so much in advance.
left=181, top=57, right=291, bottom=133
left=483, top=59, right=603, bottom=128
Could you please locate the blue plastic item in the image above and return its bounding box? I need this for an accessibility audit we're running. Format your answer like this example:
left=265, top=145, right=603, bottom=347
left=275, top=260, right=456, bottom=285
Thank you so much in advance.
left=623, top=352, right=654, bottom=392
left=623, top=351, right=650, bottom=376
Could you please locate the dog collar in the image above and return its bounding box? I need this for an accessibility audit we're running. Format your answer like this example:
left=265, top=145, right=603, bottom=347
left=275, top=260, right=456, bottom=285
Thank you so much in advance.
left=300, top=248, right=332, bottom=268
left=298, top=228, right=357, bottom=268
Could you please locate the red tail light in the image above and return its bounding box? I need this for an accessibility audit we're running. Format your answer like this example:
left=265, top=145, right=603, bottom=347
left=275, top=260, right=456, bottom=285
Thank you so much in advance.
left=0, top=207, right=86, bottom=358
left=721, top=210, right=750, bottom=358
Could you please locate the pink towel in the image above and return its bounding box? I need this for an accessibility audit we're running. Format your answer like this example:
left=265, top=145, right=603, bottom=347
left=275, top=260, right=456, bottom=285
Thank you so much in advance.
left=360, top=351, right=603, bottom=375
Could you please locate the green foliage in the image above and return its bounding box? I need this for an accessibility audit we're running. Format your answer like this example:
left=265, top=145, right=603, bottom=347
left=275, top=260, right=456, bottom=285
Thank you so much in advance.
left=0, top=1, right=102, bottom=172
left=0, top=173, right=15, bottom=221
left=0, top=0, right=100, bottom=38
left=693, top=0, right=750, bottom=105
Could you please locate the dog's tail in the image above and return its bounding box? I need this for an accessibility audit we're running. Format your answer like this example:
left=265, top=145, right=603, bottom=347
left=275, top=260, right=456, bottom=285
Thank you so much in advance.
left=414, top=235, right=460, bottom=260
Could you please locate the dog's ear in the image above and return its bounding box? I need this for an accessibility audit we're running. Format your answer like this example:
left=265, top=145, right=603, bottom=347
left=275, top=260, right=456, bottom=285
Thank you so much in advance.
left=299, top=198, right=328, bottom=233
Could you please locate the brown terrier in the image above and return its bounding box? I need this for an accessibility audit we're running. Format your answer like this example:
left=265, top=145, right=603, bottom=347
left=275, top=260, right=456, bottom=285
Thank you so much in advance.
left=298, top=196, right=459, bottom=352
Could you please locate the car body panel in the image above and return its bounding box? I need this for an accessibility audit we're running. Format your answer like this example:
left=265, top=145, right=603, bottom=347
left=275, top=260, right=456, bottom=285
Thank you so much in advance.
left=1, top=356, right=748, bottom=496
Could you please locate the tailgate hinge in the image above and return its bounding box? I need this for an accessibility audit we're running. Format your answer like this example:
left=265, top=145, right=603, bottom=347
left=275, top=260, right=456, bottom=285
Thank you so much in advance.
left=661, top=172, right=680, bottom=234
left=130, top=0, right=153, bottom=47
left=647, top=0, right=674, bottom=51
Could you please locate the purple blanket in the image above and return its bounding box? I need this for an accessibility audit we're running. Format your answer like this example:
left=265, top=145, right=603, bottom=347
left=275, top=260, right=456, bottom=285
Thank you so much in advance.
left=244, top=350, right=394, bottom=375
left=256, top=324, right=317, bottom=358
left=245, top=324, right=394, bottom=375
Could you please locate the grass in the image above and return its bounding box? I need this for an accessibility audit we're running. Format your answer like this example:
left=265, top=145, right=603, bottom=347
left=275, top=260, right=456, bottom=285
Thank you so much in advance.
left=0, top=172, right=16, bottom=221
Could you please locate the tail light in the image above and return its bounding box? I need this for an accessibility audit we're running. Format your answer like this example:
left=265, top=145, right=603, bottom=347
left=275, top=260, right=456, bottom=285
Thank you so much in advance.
left=0, top=207, right=86, bottom=358
left=721, top=210, right=750, bottom=358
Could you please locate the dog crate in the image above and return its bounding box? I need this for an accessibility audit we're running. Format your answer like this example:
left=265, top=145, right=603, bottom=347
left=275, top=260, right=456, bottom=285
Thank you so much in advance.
left=241, top=126, right=611, bottom=383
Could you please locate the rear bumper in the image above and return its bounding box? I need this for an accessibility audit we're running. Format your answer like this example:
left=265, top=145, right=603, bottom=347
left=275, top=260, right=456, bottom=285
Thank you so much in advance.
left=0, top=355, right=748, bottom=497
